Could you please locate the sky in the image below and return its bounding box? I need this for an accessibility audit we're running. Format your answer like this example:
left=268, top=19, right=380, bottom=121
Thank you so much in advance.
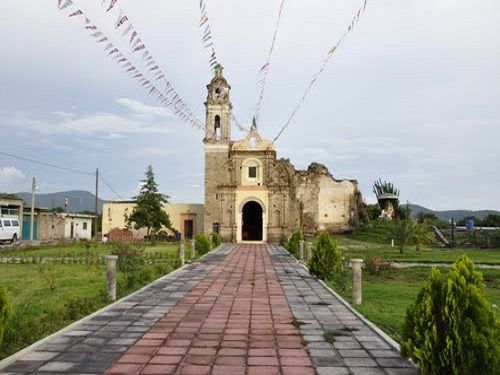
left=1, top=0, right=499, bottom=210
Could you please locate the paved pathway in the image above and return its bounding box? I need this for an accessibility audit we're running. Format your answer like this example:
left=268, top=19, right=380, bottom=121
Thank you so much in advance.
left=0, top=244, right=420, bottom=375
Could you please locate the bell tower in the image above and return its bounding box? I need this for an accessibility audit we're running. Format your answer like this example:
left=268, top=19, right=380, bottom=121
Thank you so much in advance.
left=203, top=65, right=233, bottom=236
left=204, top=64, right=232, bottom=142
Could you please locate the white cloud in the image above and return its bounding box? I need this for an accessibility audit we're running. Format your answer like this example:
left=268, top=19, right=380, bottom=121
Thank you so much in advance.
left=116, top=98, right=174, bottom=118
left=0, top=166, right=26, bottom=190
left=1, top=105, right=178, bottom=139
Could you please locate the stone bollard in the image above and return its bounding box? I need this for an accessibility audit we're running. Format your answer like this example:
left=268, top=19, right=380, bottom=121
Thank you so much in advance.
left=105, top=255, right=118, bottom=302
left=179, top=242, right=185, bottom=266
left=351, top=258, right=364, bottom=305
left=190, top=239, right=196, bottom=259
left=299, top=240, right=305, bottom=261
left=305, top=242, right=312, bottom=260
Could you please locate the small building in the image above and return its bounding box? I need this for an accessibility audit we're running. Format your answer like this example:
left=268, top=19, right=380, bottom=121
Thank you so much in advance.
left=102, top=201, right=204, bottom=240
left=37, top=212, right=94, bottom=241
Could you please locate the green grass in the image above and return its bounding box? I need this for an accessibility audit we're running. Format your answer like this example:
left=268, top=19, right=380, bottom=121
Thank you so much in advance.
left=0, top=241, right=190, bottom=360
left=0, top=263, right=109, bottom=359
left=0, top=263, right=106, bottom=308
left=0, top=241, right=181, bottom=258
left=327, top=267, right=500, bottom=343
left=337, top=236, right=500, bottom=265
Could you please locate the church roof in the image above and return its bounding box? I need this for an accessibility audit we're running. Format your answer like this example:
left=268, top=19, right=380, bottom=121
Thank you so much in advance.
left=231, top=128, right=275, bottom=151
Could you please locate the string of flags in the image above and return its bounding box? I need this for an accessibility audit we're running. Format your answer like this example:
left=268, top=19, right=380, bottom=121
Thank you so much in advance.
left=254, top=0, right=286, bottom=123
left=273, top=0, right=368, bottom=143
left=57, top=1, right=203, bottom=130
left=198, top=0, right=219, bottom=70
left=102, top=2, right=203, bottom=128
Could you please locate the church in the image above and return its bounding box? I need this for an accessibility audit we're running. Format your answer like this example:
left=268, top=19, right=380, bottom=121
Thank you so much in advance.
left=204, top=65, right=365, bottom=243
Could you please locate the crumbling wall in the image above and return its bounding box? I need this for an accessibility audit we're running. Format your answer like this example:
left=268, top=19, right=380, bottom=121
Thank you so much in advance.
left=292, top=163, right=363, bottom=235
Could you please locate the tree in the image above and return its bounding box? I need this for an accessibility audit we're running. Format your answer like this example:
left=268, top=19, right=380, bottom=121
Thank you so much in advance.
left=366, top=204, right=382, bottom=221
left=412, top=222, right=434, bottom=251
left=127, top=165, right=172, bottom=239
left=391, top=219, right=416, bottom=254
left=481, top=214, right=500, bottom=228
left=401, top=256, right=499, bottom=374
left=49, top=206, right=65, bottom=213
left=308, top=232, right=342, bottom=280
left=415, top=211, right=438, bottom=224
left=457, top=216, right=482, bottom=227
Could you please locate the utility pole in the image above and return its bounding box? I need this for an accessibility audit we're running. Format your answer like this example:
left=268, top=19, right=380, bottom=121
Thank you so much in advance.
left=451, top=217, right=455, bottom=248
left=95, top=168, right=99, bottom=239
left=30, top=177, right=36, bottom=241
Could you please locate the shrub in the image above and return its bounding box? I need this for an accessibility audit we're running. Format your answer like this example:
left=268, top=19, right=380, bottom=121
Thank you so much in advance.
left=195, top=234, right=211, bottom=255
left=279, top=234, right=288, bottom=249
left=0, top=287, right=12, bottom=345
left=288, top=230, right=303, bottom=257
left=364, top=256, right=392, bottom=275
left=308, top=232, right=342, bottom=281
left=401, top=256, right=500, bottom=374
left=64, top=292, right=108, bottom=321
left=111, top=243, right=145, bottom=273
left=211, top=232, right=222, bottom=248
left=38, top=264, right=61, bottom=291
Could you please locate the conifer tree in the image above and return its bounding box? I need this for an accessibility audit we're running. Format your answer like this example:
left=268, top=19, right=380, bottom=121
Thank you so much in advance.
left=127, top=165, right=172, bottom=238
left=401, top=255, right=500, bottom=374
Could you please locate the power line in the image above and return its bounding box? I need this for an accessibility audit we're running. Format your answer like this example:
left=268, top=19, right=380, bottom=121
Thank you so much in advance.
left=0, top=149, right=125, bottom=200
left=100, top=174, right=126, bottom=200
left=0, top=150, right=94, bottom=176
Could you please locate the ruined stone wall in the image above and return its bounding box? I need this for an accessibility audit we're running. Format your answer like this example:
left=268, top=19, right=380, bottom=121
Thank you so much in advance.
left=291, top=163, right=364, bottom=236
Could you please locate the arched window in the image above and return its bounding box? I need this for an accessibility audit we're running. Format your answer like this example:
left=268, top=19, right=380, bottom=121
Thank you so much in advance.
left=214, top=115, right=221, bottom=139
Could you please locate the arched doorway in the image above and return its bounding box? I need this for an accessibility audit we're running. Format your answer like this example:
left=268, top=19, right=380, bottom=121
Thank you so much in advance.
left=242, top=201, right=263, bottom=241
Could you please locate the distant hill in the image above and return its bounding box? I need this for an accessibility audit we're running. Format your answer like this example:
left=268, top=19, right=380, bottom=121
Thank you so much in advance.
left=15, top=190, right=104, bottom=214
left=409, top=204, right=500, bottom=221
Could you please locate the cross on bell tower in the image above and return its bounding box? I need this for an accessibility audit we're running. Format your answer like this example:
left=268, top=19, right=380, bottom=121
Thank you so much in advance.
left=204, top=64, right=232, bottom=142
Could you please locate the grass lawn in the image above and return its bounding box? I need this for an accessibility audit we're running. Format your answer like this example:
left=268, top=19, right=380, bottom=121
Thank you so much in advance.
left=0, top=263, right=108, bottom=359
left=327, top=267, right=500, bottom=343
left=0, top=241, right=181, bottom=258
left=0, top=241, right=190, bottom=360
left=337, top=236, right=500, bottom=265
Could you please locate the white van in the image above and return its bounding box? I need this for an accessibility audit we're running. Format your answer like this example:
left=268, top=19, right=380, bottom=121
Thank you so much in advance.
left=0, top=218, right=21, bottom=243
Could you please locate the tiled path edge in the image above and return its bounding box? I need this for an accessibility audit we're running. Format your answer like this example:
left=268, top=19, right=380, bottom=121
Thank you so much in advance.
left=0, top=245, right=234, bottom=374
left=267, top=245, right=420, bottom=375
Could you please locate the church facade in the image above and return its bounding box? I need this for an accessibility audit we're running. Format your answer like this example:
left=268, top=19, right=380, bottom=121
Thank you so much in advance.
left=204, top=66, right=365, bottom=243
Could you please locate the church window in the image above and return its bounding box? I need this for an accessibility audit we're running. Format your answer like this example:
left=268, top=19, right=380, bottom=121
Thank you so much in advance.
left=215, top=88, right=221, bottom=98
left=248, top=166, right=257, bottom=178
left=214, top=115, right=221, bottom=139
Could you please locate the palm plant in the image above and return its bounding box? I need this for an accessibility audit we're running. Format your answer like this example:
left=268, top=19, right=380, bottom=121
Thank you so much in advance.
left=392, top=219, right=416, bottom=254
left=412, top=222, right=434, bottom=251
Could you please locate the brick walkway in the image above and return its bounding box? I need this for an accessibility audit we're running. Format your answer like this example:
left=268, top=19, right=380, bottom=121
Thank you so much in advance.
left=0, top=244, right=419, bottom=375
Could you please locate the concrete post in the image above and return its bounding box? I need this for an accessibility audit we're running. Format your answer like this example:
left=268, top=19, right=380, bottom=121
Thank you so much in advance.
left=179, top=242, right=185, bottom=266
left=105, top=255, right=118, bottom=302
left=299, top=240, right=305, bottom=261
left=351, top=258, right=363, bottom=305
left=190, top=239, right=196, bottom=259
left=305, top=242, right=312, bottom=260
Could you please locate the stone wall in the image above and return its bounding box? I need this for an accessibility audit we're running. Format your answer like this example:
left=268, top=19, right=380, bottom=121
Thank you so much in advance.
left=38, top=213, right=65, bottom=241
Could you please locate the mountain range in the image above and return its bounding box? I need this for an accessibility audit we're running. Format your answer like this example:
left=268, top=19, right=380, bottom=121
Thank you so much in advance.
left=408, top=204, right=499, bottom=221
left=14, top=190, right=105, bottom=214
left=11, top=191, right=499, bottom=220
